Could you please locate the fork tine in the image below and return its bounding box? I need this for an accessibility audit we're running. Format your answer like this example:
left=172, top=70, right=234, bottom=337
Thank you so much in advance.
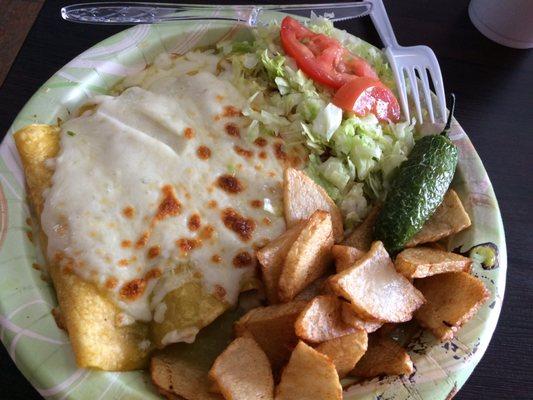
left=425, top=49, right=446, bottom=122
left=406, top=68, right=423, bottom=123
left=385, top=49, right=410, bottom=122
left=417, top=67, right=435, bottom=123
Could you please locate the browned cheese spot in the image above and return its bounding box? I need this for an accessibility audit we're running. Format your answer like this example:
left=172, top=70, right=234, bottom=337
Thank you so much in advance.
left=136, top=232, right=150, bottom=248
left=232, top=251, right=254, bottom=268
left=221, top=208, right=256, bottom=242
left=197, top=145, right=211, bottom=160
left=250, top=199, right=263, bottom=208
left=155, top=185, right=181, bottom=220
left=119, top=279, right=146, bottom=301
left=216, top=174, right=244, bottom=194
left=214, top=284, right=227, bottom=300
left=105, top=277, right=118, bottom=289
left=253, top=137, right=268, bottom=147
left=122, top=206, right=135, bottom=218
left=224, top=123, right=240, bottom=138
left=199, top=225, right=216, bottom=240
left=188, top=213, right=201, bottom=231
left=118, top=258, right=130, bottom=267
left=184, top=127, right=195, bottom=139
left=273, top=141, right=287, bottom=161
left=234, top=145, right=254, bottom=158
left=145, top=268, right=162, bottom=281
left=147, top=245, right=161, bottom=259
left=176, top=238, right=201, bottom=255
left=223, top=105, right=242, bottom=118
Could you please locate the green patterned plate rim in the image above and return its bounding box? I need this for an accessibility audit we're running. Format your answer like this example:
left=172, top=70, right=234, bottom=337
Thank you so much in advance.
left=0, top=15, right=506, bottom=400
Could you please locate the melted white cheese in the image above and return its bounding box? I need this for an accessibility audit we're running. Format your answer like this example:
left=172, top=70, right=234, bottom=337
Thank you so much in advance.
left=41, top=53, right=296, bottom=322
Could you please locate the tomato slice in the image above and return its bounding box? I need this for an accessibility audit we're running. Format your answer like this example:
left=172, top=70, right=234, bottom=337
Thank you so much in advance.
left=280, top=16, right=378, bottom=89
left=333, top=77, right=401, bottom=122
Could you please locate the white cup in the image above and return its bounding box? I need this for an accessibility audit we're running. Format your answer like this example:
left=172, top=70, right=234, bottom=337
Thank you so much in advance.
left=469, top=0, right=533, bottom=49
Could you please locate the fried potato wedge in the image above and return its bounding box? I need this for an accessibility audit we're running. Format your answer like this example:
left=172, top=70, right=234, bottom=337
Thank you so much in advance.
left=351, top=336, right=414, bottom=378
left=283, top=168, right=343, bottom=242
left=151, top=308, right=243, bottom=400
left=278, top=211, right=334, bottom=302
left=332, top=245, right=365, bottom=272
left=209, top=382, right=221, bottom=394
left=342, top=205, right=380, bottom=251
left=293, top=276, right=329, bottom=302
left=395, top=247, right=472, bottom=278
left=275, top=341, right=342, bottom=400
left=328, top=241, right=425, bottom=322
left=316, top=331, right=368, bottom=378
left=152, top=356, right=221, bottom=400
left=341, top=302, right=382, bottom=333
left=234, top=301, right=308, bottom=370
left=414, top=271, right=490, bottom=341
left=209, top=337, right=274, bottom=400
left=407, top=189, right=471, bottom=247
left=295, top=295, right=359, bottom=343
left=257, top=221, right=307, bottom=304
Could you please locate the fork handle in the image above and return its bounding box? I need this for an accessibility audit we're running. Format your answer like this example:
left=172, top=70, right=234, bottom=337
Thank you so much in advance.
left=367, top=0, right=399, bottom=48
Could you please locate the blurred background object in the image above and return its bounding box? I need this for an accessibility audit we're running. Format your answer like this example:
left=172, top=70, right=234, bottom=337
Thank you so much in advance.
left=469, top=0, right=533, bottom=49
left=0, top=0, right=44, bottom=87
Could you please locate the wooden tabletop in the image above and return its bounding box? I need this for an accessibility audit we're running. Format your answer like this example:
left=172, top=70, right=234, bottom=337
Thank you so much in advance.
left=0, top=0, right=532, bottom=399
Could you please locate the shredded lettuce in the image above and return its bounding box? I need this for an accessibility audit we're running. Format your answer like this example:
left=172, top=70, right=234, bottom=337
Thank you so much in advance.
left=340, top=183, right=370, bottom=228
left=318, top=157, right=353, bottom=190
left=305, top=154, right=341, bottom=200
left=260, top=49, right=286, bottom=80
left=218, top=18, right=416, bottom=227
left=312, top=103, right=343, bottom=142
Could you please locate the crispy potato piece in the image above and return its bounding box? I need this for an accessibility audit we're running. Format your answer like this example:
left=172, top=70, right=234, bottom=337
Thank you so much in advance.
left=316, top=331, right=368, bottom=378
left=209, top=382, right=221, bottom=394
left=257, top=221, right=307, bottom=304
left=407, top=189, right=471, bottom=247
left=278, top=211, right=334, bottom=302
left=275, top=341, right=342, bottom=400
left=293, top=276, right=329, bottom=302
left=283, top=168, right=343, bottom=242
left=328, top=241, right=425, bottom=322
left=234, top=301, right=308, bottom=371
left=295, top=295, right=359, bottom=343
left=151, top=309, right=242, bottom=400
left=332, top=245, right=365, bottom=272
left=209, top=337, right=274, bottom=400
left=425, top=242, right=447, bottom=251
left=374, top=323, right=399, bottom=338
left=152, top=356, right=221, bottom=400
left=414, top=271, right=489, bottom=341
left=395, top=247, right=472, bottom=278
left=342, top=205, right=380, bottom=251
left=351, top=336, right=414, bottom=378
left=340, top=302, right=382, bottom=333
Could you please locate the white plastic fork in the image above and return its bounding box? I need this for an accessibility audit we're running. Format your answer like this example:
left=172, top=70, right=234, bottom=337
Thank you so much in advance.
left=368, top=0, right=446, bottom=123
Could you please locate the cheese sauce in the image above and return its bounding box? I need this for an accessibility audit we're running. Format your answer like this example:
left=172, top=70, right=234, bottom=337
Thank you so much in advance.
left=41, top=51, right=302, bottom=324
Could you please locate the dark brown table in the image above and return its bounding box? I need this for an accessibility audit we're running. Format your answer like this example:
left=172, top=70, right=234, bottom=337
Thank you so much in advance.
left=1, top=0, right=532, bottom=398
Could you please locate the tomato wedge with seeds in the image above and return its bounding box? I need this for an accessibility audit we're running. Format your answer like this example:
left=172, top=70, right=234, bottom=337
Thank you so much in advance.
left=333, top=77, right=401, bottom=122
left=280, top=16, right=378, bottom=89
